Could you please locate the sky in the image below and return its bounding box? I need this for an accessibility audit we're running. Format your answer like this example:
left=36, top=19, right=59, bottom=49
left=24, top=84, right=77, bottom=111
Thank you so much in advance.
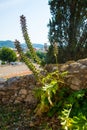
left=0, top=0, right=51, bottom=44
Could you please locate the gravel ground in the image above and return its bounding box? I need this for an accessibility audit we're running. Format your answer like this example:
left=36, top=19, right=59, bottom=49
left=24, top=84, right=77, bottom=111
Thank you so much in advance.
left=0, top=63, right=32, bottom=79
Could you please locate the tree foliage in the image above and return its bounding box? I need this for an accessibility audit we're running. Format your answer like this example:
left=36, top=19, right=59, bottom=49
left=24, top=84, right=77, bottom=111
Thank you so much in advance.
left=46, top=45, right=56, bottom=64
left=26, top=50, right=46, bottom=61
left=48, top=0, right=87, bottom=63
left=0, top=47, right=17, bottom=63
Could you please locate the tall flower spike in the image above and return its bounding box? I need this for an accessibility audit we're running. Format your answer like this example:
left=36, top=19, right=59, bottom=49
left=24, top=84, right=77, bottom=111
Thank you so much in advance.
left=14, top=40, right=40, bottom=80
left=53, top=42, right=59, bottom=71
left=15, top=39, right=23, bottom=53
left=53, top=42, right=58, bottom=57
left=20, top=15, right=41, bottom=65
left=20, top=15, right=27, bottom=34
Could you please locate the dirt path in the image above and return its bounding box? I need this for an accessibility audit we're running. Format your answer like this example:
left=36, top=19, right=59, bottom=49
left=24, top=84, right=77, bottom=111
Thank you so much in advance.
left=0, top=64, right=32, bottom=79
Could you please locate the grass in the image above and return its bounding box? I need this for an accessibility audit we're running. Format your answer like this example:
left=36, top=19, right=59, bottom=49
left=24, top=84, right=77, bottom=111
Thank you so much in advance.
left=0, top=104, right=61, bottom=130
left=0, top=104, right=32, bottom=130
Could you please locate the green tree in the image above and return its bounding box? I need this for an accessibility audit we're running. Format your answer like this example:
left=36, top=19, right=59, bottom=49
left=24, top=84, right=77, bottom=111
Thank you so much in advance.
left=36, top=51, right=46, bottom=60
left=25, top=50, right=46, bottom=60
left=25, top=51, right=32, bottom=59
left=46, top=45, right=56, bottom=64
left=48, top=0, right=87, bottom=63
left=0, top=47, right=17, bottom=63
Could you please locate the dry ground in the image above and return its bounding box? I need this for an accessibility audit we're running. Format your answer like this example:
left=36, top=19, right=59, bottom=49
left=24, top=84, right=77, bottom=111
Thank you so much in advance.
left=0, top=63, right=32, bottom=79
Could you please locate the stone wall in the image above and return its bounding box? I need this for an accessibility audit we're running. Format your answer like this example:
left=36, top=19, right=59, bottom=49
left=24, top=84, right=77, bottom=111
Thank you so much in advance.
left=59, top=58, right=87, bottom=90
left=0, top=58, right=87, bottom=105
left=44, top=58, right=87, bottom=90
left=0, top=75, right=37, bottom=108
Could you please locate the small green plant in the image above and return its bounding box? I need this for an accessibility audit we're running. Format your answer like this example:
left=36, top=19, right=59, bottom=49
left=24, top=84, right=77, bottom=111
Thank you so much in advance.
left=60, top=105, right=87, bottom=130
left=35, top=70, right=68, bottom=115
left=59, top=89, right=87, bottom=130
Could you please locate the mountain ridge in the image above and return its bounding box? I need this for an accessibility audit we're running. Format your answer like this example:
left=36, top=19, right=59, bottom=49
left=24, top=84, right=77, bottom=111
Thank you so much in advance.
left=0, top=40, right=44, bottom=49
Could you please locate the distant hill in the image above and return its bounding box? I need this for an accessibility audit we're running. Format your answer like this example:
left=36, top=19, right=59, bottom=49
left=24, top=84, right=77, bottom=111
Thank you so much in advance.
left=0, top=40, right=44, bottom=49
left=0, top=40, right=15, bottom=48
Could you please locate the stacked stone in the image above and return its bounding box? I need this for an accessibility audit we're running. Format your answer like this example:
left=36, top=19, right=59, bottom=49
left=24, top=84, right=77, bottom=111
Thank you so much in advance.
left=0, top=75, right=37, bottom=108
left=0, top=58, right=87, bottom=105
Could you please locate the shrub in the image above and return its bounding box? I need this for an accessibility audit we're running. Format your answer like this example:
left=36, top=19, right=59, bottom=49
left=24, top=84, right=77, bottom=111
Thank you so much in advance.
left=0, top=47, right=17, bottom=63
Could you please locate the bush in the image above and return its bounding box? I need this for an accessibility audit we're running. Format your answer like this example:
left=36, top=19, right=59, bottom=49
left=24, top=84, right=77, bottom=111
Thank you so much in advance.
left=0, top=47, right=17, bottom=63
left=1, top=61, right=6, bottom=65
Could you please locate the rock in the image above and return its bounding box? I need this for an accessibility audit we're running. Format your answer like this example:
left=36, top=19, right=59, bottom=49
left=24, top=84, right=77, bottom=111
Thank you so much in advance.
left=78, top=58, right=87, bottom=65
left=19, top=89, right=27, bottom=95
left=69, top=77, right=81, bottom=90
left=0, top=78, right=6, bottom=83
left=0, top=78, right=6, bottom=88
left=60, top=64, right=69, bottom=72
left=7, top=77, right=20, bottom=86
left=80, top=65, right=87, bottom=69
left=25, top=94, right=37, bottom=107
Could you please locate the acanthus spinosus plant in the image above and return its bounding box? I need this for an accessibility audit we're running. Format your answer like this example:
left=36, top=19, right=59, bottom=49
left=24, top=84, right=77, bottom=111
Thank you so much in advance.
left=15, top=15, right=67, bottom=116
